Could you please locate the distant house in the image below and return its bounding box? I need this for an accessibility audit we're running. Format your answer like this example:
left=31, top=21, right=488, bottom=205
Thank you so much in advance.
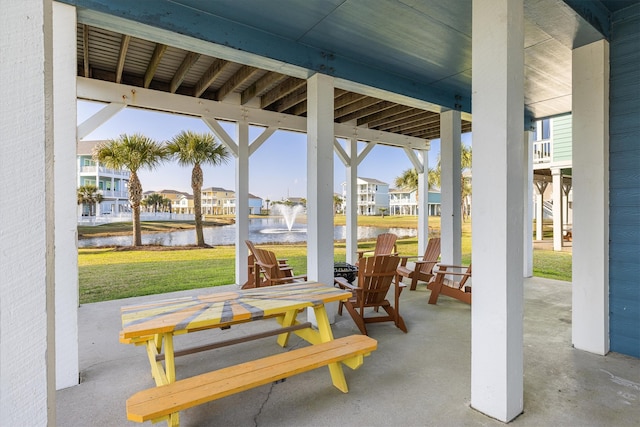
left=389, top=188, right=441, bottom=216
left=201, top=187, right=235, bottom=215
left=532, top=114, right=573, bottom=243
left=248, top=193, right=263, bottom=215
left=351, top=177, right=390, bottom=216
left=142, top=189, right=190, bottom=212
left=173, top=194, right=194, bottom=215
left=200, top=187, right=263, bottom=215
left=77, top=140, right=130, bottom=216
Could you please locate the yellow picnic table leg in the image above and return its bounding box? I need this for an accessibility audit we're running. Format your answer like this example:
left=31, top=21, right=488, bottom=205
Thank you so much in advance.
left=313, top=305, right=349, bottom=393
left=276, top=310, right=298, bottom=347
left=163, top=333, right=180, bottom=426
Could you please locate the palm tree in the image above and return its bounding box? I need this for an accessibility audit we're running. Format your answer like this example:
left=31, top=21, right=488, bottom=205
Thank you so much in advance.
left=143, top=193, right=164, bottom=213
left=93, top=133, right=168, bottom=246
left=77, top=184, right=104, bottom=216
left=394, top=145, right=472, bottom=218
left=166, top=130, right=230, bottom=247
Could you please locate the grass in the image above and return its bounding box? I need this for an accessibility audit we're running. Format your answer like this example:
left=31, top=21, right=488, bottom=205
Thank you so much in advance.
left=79, top=215, right=571, bottom=303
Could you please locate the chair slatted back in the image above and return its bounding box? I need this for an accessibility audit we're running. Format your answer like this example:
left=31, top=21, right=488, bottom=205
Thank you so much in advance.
left=358, top=255, right=400, bottom=306
left=373, top=233, right=398, bottom=257
left=418, top=237, right=441, bottom=274
left=253, top=248, right=288, bottom=284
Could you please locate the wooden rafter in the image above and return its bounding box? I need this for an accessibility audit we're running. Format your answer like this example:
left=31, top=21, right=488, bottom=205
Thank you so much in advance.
left=193, top=58, right=230, bottom=98
left=337, top=100, right=396, bottom=123
left=216, top=65, right=259, bottom=101
left=143, top=43, right=168, bottom=88
left=335, top=97, right=382, bottom=120
left=272, top=86, right=307, bottom=113
left=366, top=107, right=423, bottom=128
left=260, top=77, right=306, bottom=109
left=241, top=72, right=288, bottom=105
left=357, top=104, right=414, bottom=127
left=115, top=34, right=131, bottom=84
left=170, top=51, right=200, bottom=93
left=83, top=24, right=90, bottom=78
left=377, top=111, right=438, bottom=132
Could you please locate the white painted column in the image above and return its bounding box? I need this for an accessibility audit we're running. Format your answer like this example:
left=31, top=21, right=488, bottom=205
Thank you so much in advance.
left=307, top=73, right=336, bottom=323
left=235, top=120, right=250, bottom=286
left=552, top=168, right=564, bottom=251
left=524, top=130, right=533, bottom=277
left=440, top=110, right=462, bottom=265
left=572, top=40, right=609, bottom=355
left=534, top=181, right=547, bottom=241
left=471, top=0, right=524, bottom=421
left=417, top=151, right=429, bottom=255
left=346, top=137, right=358, bottom=264
left=53, top=1, right=79, bottom=390
left=1, top=0, right=55, bottom=424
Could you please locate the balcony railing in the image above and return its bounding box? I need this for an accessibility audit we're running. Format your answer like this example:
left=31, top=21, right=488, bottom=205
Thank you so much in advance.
left=100, top=190, right=128, bottom=198
left=79, top=165, right=130, bottom=177
left=533, top=140, right=551, bottom=163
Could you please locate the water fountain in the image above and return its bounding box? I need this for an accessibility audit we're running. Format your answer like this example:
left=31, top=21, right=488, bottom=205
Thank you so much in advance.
left=269, top=204, right=305, bottom=232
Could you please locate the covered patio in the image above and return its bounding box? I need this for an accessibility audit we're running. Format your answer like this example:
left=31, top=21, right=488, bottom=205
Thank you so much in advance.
left=2, top=0, right=639, bottom=425
left=57, top=277, right=640, bottom=426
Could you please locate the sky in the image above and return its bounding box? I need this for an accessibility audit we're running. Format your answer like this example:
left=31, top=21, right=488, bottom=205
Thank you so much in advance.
left=78, top=100, right=471, bottom=201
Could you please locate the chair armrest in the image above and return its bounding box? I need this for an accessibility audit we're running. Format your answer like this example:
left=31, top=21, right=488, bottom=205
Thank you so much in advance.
left=271, top=274, right=307, bottom=283
left=334, top=276, right=358, bottom=291
left=432, top=268, right=471, bottom=278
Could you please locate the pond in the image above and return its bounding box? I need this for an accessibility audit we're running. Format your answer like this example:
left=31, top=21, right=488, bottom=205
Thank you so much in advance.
left=78, top=217, right=417, bottom=247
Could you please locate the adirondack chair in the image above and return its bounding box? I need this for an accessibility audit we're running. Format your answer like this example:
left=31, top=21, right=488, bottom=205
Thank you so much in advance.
left=396, top=237, right=441, bottom=291
left=427, top=263, right=472, bottom=305
left=356, top=232, right=398, bottom=266
left=252, top=247, right=307, bottom=287
left=335, top=255, right=407, bottom=335
left=242, top=240, right=292, bottom=289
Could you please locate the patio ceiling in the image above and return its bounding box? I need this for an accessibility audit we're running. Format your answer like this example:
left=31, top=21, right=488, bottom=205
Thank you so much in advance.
left=68, top=0, right=619, bottom=141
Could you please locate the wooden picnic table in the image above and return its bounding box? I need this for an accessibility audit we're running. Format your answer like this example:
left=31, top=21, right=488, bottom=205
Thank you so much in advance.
left=121, top=282, right=376, bottom=426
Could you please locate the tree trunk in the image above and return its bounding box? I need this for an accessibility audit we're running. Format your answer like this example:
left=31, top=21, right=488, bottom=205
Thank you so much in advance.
left=129, top=172, right=143, bottom=246
left=192, top=164, right=205, bottom=246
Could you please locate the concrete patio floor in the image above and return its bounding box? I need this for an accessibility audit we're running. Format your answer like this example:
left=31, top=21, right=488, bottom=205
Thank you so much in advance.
left=57, top=277, right=639, bottom=426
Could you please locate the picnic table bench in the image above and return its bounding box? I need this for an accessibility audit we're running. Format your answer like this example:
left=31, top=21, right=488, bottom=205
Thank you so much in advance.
left=120, top=282, right=377, bottom=426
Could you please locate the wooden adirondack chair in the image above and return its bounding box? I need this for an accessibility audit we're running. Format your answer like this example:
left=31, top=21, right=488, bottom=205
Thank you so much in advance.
left=396, top=237, right=441, bottom=290
left=427, top=263, right=472, bottom=305
left=252, top=247, right=307, bottom=287
left=356, top=232, right=398, bottom=265
left=243, top=240, right=293, bottom=289
left=335, top=255, right=407, bottom=335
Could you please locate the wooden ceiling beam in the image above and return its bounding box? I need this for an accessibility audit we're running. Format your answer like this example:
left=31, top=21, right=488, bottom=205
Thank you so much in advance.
left=366, top=108, right=424, bottom=128
left=288, top=89, right=349, bottom=116
left=272, top=86, right=307, bottom=113
left=335, top=97, right=382, bottom=120
left=260, top=77, right=306, bottom=109
left=83, top=24, right=90, bottom=78
left=115, top=34, right=130, bottom=84
left=143, top=43, right=168, bottom=88
left=337, top=100, right=396, bottom=123
left=357, top=104, right=414, bottom=126
left=334, top=91, right=366, bottom=109
left=377, top=112, right=439, bottom=131
left=241, top=72, right=288, bottom=105
left=216, top=65, right=259, bottom=101
left=193, top=58, right=230, bottom=98
left=170, top=51, right=200, bottom=93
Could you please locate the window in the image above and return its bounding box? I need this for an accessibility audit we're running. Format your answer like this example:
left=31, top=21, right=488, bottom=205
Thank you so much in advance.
left=534, top=118, right=551, bottom=141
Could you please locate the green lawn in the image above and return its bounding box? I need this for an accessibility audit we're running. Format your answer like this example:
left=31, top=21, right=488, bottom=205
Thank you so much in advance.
left=79, top=232, right=571, bottom=304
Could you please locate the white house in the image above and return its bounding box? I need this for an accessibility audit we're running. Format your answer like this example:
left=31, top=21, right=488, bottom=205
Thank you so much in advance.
left=77, top=140, right=130, bottom=216
left=345, top=177, right=390, bottom=216
left=389, top=188, right=441, bottom=216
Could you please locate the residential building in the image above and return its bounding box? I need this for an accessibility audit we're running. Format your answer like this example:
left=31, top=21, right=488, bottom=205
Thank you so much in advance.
left=200, top=187, right=263, bottom=215
left=77, top=140, right=130, bottom=216
left=201, top=187, right=235, bottom=215
left=531, top=114, right=573, bottom=248
left=142, top=189, right=189, bottom=212
left=389, top=189, right=441, bottom=216
left=172, top=193, right=194, bottom=214
left=346, top=177, right=390, bottom=216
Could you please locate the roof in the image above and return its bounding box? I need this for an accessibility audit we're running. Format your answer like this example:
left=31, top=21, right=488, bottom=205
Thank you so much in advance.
left=358, top=177, right=388, bottom=185
left=202, top=187, right=234, bottom=193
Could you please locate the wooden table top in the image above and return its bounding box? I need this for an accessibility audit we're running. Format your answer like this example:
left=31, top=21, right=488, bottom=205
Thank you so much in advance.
left=121, top=282, right=350, bottom=340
